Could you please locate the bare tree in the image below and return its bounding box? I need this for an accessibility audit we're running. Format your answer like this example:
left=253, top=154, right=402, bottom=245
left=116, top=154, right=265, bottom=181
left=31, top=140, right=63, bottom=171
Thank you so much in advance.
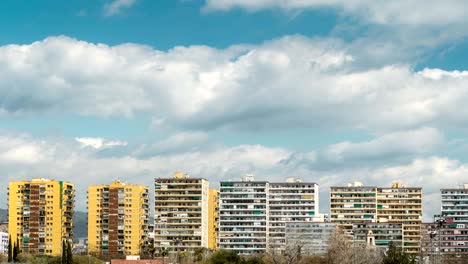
left=327, top=230, right=383, bottom=264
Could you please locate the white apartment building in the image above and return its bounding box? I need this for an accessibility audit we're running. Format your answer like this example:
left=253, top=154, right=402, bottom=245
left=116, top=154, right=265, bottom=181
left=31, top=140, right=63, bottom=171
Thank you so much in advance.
left=219, top=176, right=321, bottom=255
left=0, top=232, right=8, bottom=254
left=285, top=222, right=336, bottom=255
left=268, top=178, right=319, bottom=253
left=442, top=184, right=468, bottom=223
left=219, top=175, right=269, bottom=255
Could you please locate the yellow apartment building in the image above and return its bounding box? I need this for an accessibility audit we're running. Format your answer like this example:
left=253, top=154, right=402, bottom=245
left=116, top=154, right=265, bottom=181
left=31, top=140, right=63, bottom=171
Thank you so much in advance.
left=154, top=172, right=209, bottom=253
left=8, top=178, right=74, bottom=256
left=87, top=181, right=149, bottom=257
left=208, top=188, right=219, bottom=249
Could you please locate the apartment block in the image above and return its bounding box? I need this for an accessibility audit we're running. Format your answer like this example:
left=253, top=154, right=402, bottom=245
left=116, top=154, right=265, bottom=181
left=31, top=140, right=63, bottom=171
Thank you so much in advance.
left=376, top=183, right=422, bottom=254
left=435, top=184, right=468, bottom=255
left=441, top=184, right=468, bottom=223
left=285, top=222, right=336, bottom=255
left=330, top=182, right=422, bottom=254
left=154, top=173, right=209, bottom=253
left=421, top=222, right=468, bottom=257
left=268, top=178, right=319, bottom=253
left=219, top=175, right=268, bottom=255
left=0, top=232, right=8, bottom=254
left=352, top=223, right=403, bottom=248
left=208, top=189, right=219, bottom=249
left=8, top=179, right=74, bottom=255
left=87, top=181, right=149, bottom=257
left=330, top=182, right=377, bottom=234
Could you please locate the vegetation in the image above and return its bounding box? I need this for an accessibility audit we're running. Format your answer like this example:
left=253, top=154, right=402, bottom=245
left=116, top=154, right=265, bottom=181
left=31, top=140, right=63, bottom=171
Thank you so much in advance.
left=381, top=242, right=416, bottom=264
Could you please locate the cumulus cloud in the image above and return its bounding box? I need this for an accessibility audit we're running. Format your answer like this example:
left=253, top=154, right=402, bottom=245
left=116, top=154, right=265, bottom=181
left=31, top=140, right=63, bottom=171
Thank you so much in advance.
left=202, top=0, right=468, bottom=26
left=75, top=137, right=128, bottom=149
left=0, top=130, right=463, bottom=220
left=3, top=36, right=468, bottom=134
left=103, top=0, right=138, bottom=16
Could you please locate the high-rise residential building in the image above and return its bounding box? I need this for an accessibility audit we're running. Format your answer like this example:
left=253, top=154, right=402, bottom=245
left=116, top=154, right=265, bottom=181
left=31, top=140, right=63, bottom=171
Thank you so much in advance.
left=377, top=183, right=422, bottom=254
left=330, top=182, right=422, bottom=254
left=441, top=184, right=468, bottom=223
left=285, top=222, right=336, bottom=255
left=421, top=222, right=468, bottom=258
left=87, top=181, right=149, bottom=257
left=330, top=182, right=377, bottom=234
left=154, top=173, right=209, bottom=253
left=219, top=175, right=268, bottom=255
left=8, top=179, right=74, bottom=255
left=434, top=184, right=468, bottom=256
left=268, top=178, right=319, bottom=253
left=0, top=232, right=8, bottom=254
left=208, top=189, right=219, bottom=249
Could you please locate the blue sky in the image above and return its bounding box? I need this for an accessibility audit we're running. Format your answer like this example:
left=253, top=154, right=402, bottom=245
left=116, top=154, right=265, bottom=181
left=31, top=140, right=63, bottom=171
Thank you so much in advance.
left=2, top=0, right=468, bottom=219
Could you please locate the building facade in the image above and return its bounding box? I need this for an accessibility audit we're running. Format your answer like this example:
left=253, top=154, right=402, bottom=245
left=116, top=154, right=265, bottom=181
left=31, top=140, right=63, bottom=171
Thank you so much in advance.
left=442, top=184, right=468, bottom=223
left=352, top=223, right=403, bottom=248
left=330, top=182, right=422, bottom=254
left=154, top=173, right=209, bottom=253
left=8, top=179, right=74, bottom=255
left=208, top=189, right=219, bottom=249
left=377, top=183, right=422, bottom=254
left=430, top=184, right=468, bottom=256
left=330, top=182, right=377, bottom=234
left=268, top=178, right=319, bottom=253
left=219, top=175, right=268, bottom=255
left=0, top=232, right=8, bottom=254
left=87, top=181, right=149, bottom=256
left=285, top=222, right=336, bottom=255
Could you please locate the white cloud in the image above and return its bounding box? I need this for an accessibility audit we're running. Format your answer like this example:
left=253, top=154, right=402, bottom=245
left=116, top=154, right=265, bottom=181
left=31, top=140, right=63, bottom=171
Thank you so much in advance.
left=75, top=137, right=127, bottom=149
left=2, top=36, right=468, bottom=134
left=103, top=0, right=137, bottom=16
left=0, top=135, right=45, bottom=164
left=322, top=127, right=444, bottom=163
left=0, top=130, right=463, bottom=221
left=202, top=0, right=468, bottom=26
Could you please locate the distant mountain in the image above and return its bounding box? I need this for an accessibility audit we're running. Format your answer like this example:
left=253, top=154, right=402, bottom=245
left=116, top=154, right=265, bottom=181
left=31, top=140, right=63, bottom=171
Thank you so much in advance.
left=74, top=211, right=87, bottom=240
left=0, top=208, right=7, bottom=222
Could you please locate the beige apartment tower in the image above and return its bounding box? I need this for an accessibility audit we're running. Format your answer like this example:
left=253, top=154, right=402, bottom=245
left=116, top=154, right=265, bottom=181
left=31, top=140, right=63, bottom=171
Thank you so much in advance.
left=8, top=179, right=75, bottom=256
left=330, top=182, right=422, bottom=254
left=87, top=181, right=149, bottom=256
left=377, top=182, right=422, bottom=254
left=154, top=173, right=209, bottom=253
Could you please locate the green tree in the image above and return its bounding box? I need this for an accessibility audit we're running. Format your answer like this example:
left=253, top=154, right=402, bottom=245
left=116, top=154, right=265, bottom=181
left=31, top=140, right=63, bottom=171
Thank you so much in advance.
left=382, top=242, right=416, bottom=264
left=207, top=250, right=242, bottom=264
left=13, top=239, right=19, bottom=262
left=7, top=235, right=12, bottom=262
left=61, top=241, right=67, bottom=264
left=66, top=241, right=73, bottom=264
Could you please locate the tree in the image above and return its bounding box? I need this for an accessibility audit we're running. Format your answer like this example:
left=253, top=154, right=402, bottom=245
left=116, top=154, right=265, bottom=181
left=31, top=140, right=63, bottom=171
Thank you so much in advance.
left=265, top=244, right=303, bottom=264
left=382, top=242, right=416, bottom=264
left=159, top=247, right=169, bottom=264
left=62, top=240, right=67, bottom=264
left=13, top=239, right=19, bottom=262
left=67, top=241, right=73, bottom=264
left=8, top=235, right=12, bottom=262
left=326, top=230, right=383, bottom=264
left=206, top=250, right=243, bottom=264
